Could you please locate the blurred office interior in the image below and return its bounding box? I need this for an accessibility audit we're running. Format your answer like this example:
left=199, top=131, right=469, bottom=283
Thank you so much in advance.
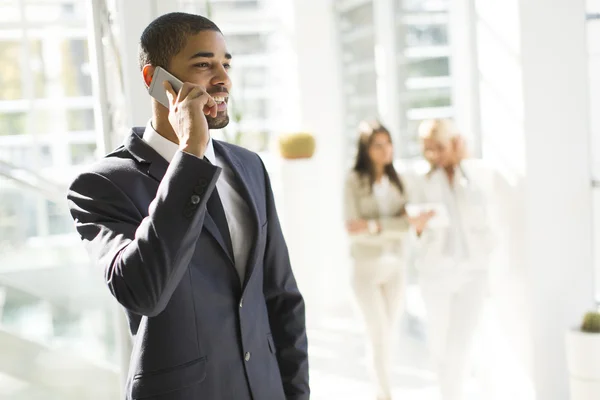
left=0, top=0, right=598, bottom=399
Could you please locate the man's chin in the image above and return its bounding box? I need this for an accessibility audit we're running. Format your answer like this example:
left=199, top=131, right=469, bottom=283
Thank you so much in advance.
left=207, top=114, right=229, bottom=130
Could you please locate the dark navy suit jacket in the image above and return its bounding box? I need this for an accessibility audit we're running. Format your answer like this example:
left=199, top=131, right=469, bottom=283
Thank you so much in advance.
left=67, top=128, right=309, bottom=400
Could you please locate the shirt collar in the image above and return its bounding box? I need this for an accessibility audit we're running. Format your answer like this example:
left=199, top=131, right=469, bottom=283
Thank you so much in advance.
left=143, top=119, right=215, bottom=163
left=203, top=133, right=216, bottom=164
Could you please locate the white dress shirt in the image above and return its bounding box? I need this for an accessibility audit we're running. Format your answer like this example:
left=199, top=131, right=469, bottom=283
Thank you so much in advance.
left=142, top=120, right=252, bottom=283
left=372, top=175, right=394, bottom=217
left=371, top=175, right=397, bottom=260
left=434, top=167, right=469, bottom=261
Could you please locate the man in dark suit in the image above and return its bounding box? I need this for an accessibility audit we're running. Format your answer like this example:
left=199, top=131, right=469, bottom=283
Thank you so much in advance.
left=67, top=12, right=309, bottom=400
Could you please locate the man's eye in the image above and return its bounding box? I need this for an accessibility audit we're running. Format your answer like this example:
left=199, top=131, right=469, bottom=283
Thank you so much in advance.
left=194, top=62, right=210, bottom=68
left=223, top=63, right=232, bottom=70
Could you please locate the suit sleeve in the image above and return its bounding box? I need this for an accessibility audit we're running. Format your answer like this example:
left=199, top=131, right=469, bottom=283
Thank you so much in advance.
left=67, top=151, right=220, bottom=317
left=259, top=157, right=309, bottom=400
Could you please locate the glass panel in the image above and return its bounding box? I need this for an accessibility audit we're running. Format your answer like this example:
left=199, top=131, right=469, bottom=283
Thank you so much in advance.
left=401, top=0, right=449, bottom=12
left=31, top=38, right=93, bottom=98
left=27, top=108, right=95, bottom=135
left=0, top=182, right=38, bottom=244
left=405, top=24, right=449, bottom=47
left=0, top=144, right=53, bottom=168
left=0, top=1, right=20, bottom=23
left=343, top=75, right=378, bottom=97
left=61, top=39, right=93, bottom=97
left=212, top=0, right=260, bottom=12
left=407, top=87, right=452, bottom=109
left=237, top=67, right=268, bottom=88
left=0, top=2, right=120, bottom=398
left=0, top=260, right=119, bottom=368
left=236, top=98, right=267, bottom=120
left=38, top=143, right=53, bottom=167
left=406, top=56, right=450, bottom=78
left=0, top=40, right=23, bottom=101
left=0, top=112, right=27, bottom=136
left=24, top=1, right=86, bottom=23
left=339, top=2, right=374, bottom=30
left=227, top=33, right=270, bottom=55
left=342, top=33, right=377, bottom=60
left=66, top=108, right=95, bottom=131
left=337, top=1, right=378, bottom=159
left=46, top=199, right=72, bottom=235
left=69, top=142, right=97, bottom=165
left=178, top=0, right=260, bottom=13
left=31, top=109, right=60, bottom=135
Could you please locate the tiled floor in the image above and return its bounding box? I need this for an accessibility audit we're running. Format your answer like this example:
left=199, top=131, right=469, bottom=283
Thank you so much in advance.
left=306, top=285, right=535, bottom=400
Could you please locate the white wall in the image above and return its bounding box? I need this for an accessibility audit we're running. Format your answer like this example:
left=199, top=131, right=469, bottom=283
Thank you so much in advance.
left=473, top=0, right=595, bottom=398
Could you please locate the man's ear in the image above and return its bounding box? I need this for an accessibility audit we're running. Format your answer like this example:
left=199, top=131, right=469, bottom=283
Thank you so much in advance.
left=142, top=64, right=155, bottom=88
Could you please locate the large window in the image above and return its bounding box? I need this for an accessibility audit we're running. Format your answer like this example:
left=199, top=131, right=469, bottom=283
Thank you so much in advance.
left=334, top=0, right=453, bottom=161
left=396, top=0, right=452, bottom=157
left=334, top=0, right=378, bottom=161
left=0, top=1, right=119, bottom=399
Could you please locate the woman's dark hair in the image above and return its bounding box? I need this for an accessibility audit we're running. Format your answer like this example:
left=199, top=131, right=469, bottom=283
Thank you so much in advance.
left=353, top=120, right=404, bottom=193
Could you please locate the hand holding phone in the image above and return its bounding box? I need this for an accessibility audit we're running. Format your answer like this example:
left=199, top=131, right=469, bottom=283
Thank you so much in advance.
left=149, top=67, right=218, bottom=158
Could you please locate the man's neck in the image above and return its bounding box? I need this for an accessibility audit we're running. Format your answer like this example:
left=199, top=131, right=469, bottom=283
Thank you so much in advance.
left=151, top=103, right=179, bottom=145
left=152, top=116, right=179, bottom=145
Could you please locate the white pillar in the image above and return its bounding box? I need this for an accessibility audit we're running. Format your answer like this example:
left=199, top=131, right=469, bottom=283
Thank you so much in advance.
left=449, top=0, right=481, bottom=154
left=520, top=0, right=593, bottom=398
left=87, top=0, right=112, bottom=154
left=114, top=0, right=157, bottom=127
left=587, top=5, right=600, bottom=302
left=286, top=0, right=348, bottom=312
left=474, top=0, right=594, bottom=398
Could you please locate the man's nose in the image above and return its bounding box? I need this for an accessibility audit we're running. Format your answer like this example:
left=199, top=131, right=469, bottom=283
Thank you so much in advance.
left=212, top=65, right=231, bottom=89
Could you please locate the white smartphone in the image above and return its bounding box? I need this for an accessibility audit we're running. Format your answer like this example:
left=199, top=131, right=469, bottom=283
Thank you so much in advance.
left=148, top=66, right=183, bottom=108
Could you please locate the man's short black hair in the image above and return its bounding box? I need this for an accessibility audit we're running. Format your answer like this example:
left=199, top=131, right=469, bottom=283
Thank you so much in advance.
left=138, top=12, right=221, bottom=70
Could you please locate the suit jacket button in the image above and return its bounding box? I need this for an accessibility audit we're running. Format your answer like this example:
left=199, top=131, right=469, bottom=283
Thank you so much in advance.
left=190, top=195, right=201, bottom=205
left=244, top=352, right=251, bottom=361
left=239, top=298, right=243, bottom=308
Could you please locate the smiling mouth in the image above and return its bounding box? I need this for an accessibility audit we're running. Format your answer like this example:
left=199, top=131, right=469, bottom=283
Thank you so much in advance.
left=210, top=94, right=228, bottom=114
left=212, top=95, right=228, bottom=105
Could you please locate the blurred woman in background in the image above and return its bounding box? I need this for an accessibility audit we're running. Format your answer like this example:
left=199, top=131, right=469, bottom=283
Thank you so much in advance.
left=407, top=119, right=497, bottom=400
left=343, top=120, right=410, bottom=400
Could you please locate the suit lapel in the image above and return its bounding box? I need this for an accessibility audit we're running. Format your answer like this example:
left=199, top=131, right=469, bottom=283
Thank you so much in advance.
left=124, top=129, right=236, bottom=266
left=124, top=128, right=170, bottom=182
left=213, top=141, right=260, bottom=287
left=203, top=211, right=236, bottom=266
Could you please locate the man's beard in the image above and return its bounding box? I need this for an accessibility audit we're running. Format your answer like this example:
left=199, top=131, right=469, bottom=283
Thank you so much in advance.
left=207, top=113, right=229, bottom=129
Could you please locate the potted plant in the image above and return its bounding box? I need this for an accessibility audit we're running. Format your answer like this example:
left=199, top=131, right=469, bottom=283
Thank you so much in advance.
left=566, top=311, right=600, bottom=399
left=277, top=132, right=316, bottom=160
